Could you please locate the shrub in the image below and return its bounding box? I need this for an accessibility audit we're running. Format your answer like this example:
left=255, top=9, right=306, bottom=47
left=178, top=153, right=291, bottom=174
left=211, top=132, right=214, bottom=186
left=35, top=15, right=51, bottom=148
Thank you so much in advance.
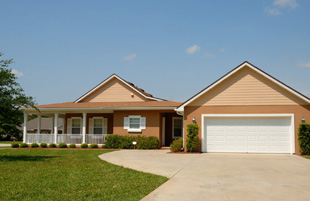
left=122, top=135, right=137, bottom=149
left=69, top=144, right=76, bottom=148
left=80, top=143, right=88, bottom=148
left=11, top=142, right=19, bottom=148
left=58, top=142, right=67, bottom=148
left=30, top=143, right=39, bottom=148
left=49, top=143, right=56, bottom=148
left=186, top=124, right=199, bottom=152
left=90, top=143, right=98, bottom=148
left=104, top=135, right=122, bottom=148
left=101, top=144, right=106, bottom=148
left=40, top=143, right=47, bottom=148
left=136, top=136, right=159, bottom=149
left=20, top=143, right=29, bottom=148
left=170, top=138, right=183, bottom=152
left=298, top=123, right=310, bottom=155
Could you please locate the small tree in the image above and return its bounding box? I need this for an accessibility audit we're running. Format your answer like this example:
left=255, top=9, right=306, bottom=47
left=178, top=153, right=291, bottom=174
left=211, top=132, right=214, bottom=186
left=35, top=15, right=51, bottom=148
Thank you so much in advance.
left=298, top=123, right=310, bottom=155
left=0, top=53, right=36, bottom=140
left=186, top=124, right=199, bottom=152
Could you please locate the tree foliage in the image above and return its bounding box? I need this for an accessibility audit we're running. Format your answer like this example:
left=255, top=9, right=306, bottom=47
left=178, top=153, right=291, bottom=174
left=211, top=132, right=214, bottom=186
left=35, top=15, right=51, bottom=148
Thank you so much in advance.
left=186, top=124, right=199, bottom=152
left=0, top=53, right=36, bottom=140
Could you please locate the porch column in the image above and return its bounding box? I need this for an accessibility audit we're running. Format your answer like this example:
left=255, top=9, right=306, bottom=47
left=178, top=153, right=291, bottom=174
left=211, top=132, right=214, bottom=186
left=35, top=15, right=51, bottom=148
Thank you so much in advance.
left=51, top=116, right=54, bottom=134
left=23, top=113, right=28, bottom=143
left=82, top=113, right=86, bottom=143
left=54, top=113, right=58, bottom=144
left=37, top=114, right=41, bottom=134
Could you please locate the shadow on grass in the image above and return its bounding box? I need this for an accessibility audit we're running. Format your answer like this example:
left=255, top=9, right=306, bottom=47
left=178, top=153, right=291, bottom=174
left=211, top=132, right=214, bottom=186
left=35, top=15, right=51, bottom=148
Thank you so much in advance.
left=0, top=155, right=58, bottom=162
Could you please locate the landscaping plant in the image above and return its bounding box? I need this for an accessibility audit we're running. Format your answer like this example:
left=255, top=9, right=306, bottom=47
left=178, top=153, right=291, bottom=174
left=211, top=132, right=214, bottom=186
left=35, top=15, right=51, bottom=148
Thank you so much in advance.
left=49, top=143, right=56, bottom=148
left=80, top=143, right=88, bottom=148
left=11, top=142, right=19, bottom=148
left=30, top=143, right=39, bottom=148
left=186, top=124, right=199, bottom=152
left=69, top=144, right=76, bottom=148
left=40, top=143, right=47, bottom=148
left=298, top=123, right=310, bottom=155
left=19, top=143, right=29, bottom=148
left=58, top=143, right=67, bottom=148
left=170, top=138, right=183, bottom=152
left=90, top=143, right=98, bottom=148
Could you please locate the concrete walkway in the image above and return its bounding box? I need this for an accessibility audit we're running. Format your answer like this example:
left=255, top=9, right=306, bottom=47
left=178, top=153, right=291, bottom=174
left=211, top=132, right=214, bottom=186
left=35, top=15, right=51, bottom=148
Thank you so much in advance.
left=99, top=150, right=310, bottom=201
left=0, top=144, right=10, bottom=147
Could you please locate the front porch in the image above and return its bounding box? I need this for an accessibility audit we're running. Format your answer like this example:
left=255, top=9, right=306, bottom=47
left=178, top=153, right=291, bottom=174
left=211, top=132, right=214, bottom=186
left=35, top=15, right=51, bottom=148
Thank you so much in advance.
left=23, top=112, right=113, bottom=145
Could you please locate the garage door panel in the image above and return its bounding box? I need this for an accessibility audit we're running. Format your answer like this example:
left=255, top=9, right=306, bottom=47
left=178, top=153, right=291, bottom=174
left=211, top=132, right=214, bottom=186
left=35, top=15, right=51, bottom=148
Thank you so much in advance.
left=204, top=117, right=291, bottom=153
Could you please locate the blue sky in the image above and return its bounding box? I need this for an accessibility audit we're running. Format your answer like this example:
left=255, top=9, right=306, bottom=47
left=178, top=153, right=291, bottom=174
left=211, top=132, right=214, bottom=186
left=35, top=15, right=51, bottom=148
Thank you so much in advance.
left=0, top=0, right=309, bottom=104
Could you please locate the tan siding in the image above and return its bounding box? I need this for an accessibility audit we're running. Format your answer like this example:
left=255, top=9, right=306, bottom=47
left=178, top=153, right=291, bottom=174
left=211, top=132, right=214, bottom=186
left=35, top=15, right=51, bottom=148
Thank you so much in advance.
left=81, top=78, right=148, bottom=102
left=190, top=67, right=308, bottom=106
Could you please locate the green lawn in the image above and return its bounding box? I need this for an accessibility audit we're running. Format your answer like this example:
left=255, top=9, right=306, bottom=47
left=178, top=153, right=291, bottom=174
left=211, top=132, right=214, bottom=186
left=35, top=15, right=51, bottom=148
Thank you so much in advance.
left=0, top=141, right=22, bottom=144
left=0, top=149, right=168, bottom=200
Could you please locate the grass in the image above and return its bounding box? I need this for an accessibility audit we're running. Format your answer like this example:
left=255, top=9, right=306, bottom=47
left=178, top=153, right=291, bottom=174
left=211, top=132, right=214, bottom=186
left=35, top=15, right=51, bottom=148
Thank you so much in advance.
left=0, top=149, right=168, bottom=200
left=0, top=141, right=22, bottom=144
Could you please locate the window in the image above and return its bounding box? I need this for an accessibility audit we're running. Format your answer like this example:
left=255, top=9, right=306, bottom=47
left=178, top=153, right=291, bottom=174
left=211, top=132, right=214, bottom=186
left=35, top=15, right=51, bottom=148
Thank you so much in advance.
left=173, top=117, right=183, bottom=139
left=124, top=115, right=146, bottom=132
left=93, top=118, right=103, bottom=134
left=72, top=118, right=81, bottom=134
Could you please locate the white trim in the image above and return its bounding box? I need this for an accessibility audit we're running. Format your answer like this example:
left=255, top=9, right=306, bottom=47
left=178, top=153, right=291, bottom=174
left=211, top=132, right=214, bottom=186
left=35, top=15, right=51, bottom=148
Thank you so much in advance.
left=128, top=115, right=142, bottom=132
left=75, top=74, right=163, bottom=103
left=201, top=113, right=295, bottom=154
left=54, top=113, right=58, bottom=144
left=82, top=113, right=86, bottom=143
left=172, top=117, right=183, bottom=139
left=23, top=113, right=28, bottom=143
left=177, top=62, right=310, bottom=112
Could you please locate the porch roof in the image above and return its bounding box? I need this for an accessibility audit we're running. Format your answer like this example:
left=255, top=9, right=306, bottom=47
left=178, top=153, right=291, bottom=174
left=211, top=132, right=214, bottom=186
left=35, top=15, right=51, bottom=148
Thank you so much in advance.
left=22, top=101, right=182, bottom=111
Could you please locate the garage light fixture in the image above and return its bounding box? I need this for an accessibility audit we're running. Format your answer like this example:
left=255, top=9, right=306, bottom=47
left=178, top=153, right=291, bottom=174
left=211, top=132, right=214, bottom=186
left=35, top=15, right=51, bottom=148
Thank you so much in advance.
left=301, top=116, right=305, bottom=123
left=192, top=117, right=196, bottom=124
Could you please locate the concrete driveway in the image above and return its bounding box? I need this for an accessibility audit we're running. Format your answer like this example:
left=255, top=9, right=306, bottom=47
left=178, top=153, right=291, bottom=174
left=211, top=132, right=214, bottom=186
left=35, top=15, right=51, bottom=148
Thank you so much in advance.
left=99, top=150, right=310, bottom=201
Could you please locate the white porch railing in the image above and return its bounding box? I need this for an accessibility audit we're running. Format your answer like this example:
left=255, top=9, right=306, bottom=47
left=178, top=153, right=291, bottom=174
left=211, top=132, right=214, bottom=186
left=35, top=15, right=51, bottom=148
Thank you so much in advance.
left=26, top=134, right=112, bottom=144
left=86, top=134, right=110, bottom=144
left=57, top=134, right=83, bottom=144
left=26, top=134, right=54, bottom=144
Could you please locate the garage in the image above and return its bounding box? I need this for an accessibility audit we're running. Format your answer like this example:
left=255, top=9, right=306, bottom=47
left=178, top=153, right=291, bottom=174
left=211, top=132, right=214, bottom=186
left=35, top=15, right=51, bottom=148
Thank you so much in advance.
left=202, top=115, right=294, bottom=154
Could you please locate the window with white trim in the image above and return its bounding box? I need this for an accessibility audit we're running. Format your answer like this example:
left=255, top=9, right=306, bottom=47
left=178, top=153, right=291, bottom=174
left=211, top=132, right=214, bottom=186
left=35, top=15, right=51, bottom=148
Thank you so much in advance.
left=124, top=115, right=146, bottom=132
left=71, top=118, right=81, bottom=134
left=93, top=118, right=103, bottom=134
left=172, top=117, right=183, bottom=139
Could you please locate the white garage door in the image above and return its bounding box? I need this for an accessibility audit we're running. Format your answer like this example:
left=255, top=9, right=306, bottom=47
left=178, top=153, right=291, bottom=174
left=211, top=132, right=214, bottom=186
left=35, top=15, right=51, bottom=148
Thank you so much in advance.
left=204, top=116, right=292, bottom=153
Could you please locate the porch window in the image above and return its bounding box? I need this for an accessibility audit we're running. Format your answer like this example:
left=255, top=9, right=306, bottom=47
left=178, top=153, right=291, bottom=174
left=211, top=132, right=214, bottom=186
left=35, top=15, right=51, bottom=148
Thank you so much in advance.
left=124, top=115, right=146, bottom=132
left=72, top=118, right=81, bottom=134
left=172, top=117, right=183, bottom=139
left=93, top=118, right=103, bottom=134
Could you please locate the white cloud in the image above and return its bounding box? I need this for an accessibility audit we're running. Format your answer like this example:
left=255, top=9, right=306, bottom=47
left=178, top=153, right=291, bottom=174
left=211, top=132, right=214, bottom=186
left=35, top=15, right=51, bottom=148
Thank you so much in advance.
left=265, top=0, right=298, bottom=16
left=186, top=44, right=200, bottom=55
left=273, top=0, right=298, bottom=9
left=11, top=69, right=24, bottom=77
left=203, top=52, right=215, bottom=58
left=122, top=53, right=136, bottom=61
left=219, top=48, right=225, bottom=52
left=265, top=7, right=281, bottom=15
left=298, top=61, right=310, bottom=68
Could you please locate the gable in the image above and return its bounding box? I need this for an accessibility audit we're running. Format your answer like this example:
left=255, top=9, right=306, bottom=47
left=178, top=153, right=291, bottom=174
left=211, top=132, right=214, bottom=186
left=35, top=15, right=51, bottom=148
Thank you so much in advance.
left=80, top=78, right=150, bottom=102
left=189, top=66, right=309, bottom=106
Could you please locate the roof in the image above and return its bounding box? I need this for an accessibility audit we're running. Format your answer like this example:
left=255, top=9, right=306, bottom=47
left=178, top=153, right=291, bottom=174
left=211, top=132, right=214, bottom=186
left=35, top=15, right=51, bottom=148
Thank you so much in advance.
left=176, top=61, right=310, bottom=112
left=75, top=74, right=165, bottom=102
left=18, top=117, right=63, bottom=131
left=23, top=101, right=182, bottom=111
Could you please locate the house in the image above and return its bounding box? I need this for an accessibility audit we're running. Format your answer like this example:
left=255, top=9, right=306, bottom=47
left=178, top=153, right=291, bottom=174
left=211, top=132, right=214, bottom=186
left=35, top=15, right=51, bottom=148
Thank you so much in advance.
left=22, top=61, right=310, bottom=154
left=22, top=74, right=182, bottom=145
left=19, top=117, right=63, bottom=134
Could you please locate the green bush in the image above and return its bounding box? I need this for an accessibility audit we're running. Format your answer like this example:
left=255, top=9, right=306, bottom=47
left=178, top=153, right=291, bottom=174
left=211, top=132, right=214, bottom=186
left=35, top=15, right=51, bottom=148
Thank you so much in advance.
left=136, top=136, right=159, bottom=149
left=186, top=124, right=199, bottom=152
left=170, top=138, right=183, bottom=152
left=49, top=143, right=56, bottom=148
left=122, top=135, right=137, bottom=149
left=30, top=143, right=39, bottom=148
left=40, top=143, right=47, bottom=148
left=80, top=143, right=88, bottom=148
left=11, top=142, right=19, bottom=148
left=298, top=123, right=310, bottom=155
left=69, top=144, right=76, bottom=148
left=20, top=143, right=29, bottom=148
left=90, top=143, right=98, bottom=148
left=104, top=134, right=159, bottom=149
left=58, top=142, right=67, bottom=148
left=101, top=144, right=106, bottom=148
left=104, top=135, right=122, bottom=148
